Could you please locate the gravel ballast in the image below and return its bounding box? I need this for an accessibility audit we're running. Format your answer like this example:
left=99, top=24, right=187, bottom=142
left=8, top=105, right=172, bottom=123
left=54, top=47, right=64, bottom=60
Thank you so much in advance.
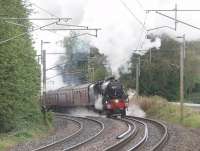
left=162, top=123, right=200, bottom=151
left=70, top=116, right=128, bottom=151
left=9, top=115, right=200, bottom=151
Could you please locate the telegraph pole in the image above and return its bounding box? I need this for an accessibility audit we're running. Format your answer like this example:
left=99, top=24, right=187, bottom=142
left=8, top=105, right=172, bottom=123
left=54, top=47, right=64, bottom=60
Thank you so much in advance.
left=149, top=49, right=152, bottom=64
left=177, top=34, right=185, bottom=122
left=136, top=56, right=140, bottom=97
left=40, top=40, right=43, bottom=64
left=40, top=40, right=50, bottom=95
left=40, top=40, right=43, bottom=95
left=180, top=35, right=185, bottom=122
left=42, top=50, right=47, bottom=95
left=41, top=49, right=47, bottom=124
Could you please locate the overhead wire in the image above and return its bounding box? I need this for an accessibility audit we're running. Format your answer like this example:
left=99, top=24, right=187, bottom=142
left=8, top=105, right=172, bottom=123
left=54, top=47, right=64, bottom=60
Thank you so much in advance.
left=32, top=2, right=89, bottom=28
left=0, top=2, right=100, bottom=45
left=134, top=0, right=149, bottom=50
left=31, top=2, right=101, bottom=39
left=134, top=49, right=179, bottom=52
left=0, top=21, right=60, bottom=45
left=118, top=0, right=148, bottom=51
left=135, top=0, right=144, bottom=10
left=4, top=20, right=29, bottom=28
left=0, top=17, right=71, bottom=21
left=47, top=70, right=86, bottom=81
left=119, top=0, right=145, bottom=28
left=136, top=12, right=148, bottom=50
left=32, top=22, right=67, bottom=38
left=32, top=3, right=58, bottom=18
left=0, top=20, right=96, bottom=45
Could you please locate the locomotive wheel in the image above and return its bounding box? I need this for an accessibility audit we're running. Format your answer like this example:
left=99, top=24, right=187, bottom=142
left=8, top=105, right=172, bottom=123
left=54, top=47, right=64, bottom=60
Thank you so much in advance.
left=107, top=114, right=111, bottom=118
left=121, top=109, right=126, bottom=118
left=106, top=110, right=112, bottom=118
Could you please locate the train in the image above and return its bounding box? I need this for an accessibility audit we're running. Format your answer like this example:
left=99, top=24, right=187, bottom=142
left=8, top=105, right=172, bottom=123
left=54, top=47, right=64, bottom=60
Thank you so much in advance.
left=42, top=77, right=129, bottom=117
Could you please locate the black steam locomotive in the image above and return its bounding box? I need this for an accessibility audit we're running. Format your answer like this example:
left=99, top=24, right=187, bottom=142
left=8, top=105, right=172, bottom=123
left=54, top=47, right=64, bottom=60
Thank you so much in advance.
left=43, top=77, right=128, bottom=117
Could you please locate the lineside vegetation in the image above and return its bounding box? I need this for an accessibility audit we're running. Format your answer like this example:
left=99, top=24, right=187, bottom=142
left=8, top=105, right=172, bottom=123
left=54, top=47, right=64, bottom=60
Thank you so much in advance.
left=120, top=34, right=200, bottom=102
left=132, top=96, right=200, bottom=128
left=0, top=0, right=52, bottom=145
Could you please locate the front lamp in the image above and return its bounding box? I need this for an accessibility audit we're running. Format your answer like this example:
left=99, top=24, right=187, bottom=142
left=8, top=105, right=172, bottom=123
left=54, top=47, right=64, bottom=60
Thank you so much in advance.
left=115, top=99, right=119, bottom=103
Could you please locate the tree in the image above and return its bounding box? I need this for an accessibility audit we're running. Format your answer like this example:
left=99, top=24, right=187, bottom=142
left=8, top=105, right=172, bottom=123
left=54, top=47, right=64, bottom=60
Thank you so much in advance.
left=58, top=32, right=110, bottom=84
left=184, top=41, right=200, bottom=103
left=0, top=0, right=41, bottom=132
left=119, top=34, right=200, bottom=101
left=139, top=34, right=180, bottom=100
left=89, top=46, right=109, bottom=81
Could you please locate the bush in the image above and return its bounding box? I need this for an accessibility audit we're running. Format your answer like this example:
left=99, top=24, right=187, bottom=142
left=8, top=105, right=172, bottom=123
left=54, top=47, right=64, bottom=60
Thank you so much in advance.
left=132, top=95, right=200, bottom=128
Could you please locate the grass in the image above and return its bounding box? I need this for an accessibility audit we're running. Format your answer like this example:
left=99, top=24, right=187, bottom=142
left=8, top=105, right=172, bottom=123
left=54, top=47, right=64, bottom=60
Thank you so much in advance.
left=0, top=116, right=54, bottom=151
left=131, top=96, right=200, bottom=128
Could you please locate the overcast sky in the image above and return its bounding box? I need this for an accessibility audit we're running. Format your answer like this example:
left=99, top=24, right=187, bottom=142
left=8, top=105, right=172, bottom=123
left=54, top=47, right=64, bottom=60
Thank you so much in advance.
left=29, top=0, right=200, bottom=89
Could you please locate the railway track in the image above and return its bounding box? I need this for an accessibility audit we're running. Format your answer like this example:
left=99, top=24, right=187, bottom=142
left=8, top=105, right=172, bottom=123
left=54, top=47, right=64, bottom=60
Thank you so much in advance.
left=103, top=118, right=138, bottom=151
left=31, top=114, right=168, bottom=151
left=32, top=115, right=82, bottom=151
left=68, top=116, right=130, bottom=151
left=32, top=114, right=104, bottom=151
left=104, top=116, right=168, bottom=151
left=128, top=116, right=168, bottom=151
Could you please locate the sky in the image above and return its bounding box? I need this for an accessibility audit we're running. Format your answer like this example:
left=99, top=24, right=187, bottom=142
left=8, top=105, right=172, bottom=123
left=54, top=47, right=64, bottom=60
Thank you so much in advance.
left=28, top=0, right=200, bottom=89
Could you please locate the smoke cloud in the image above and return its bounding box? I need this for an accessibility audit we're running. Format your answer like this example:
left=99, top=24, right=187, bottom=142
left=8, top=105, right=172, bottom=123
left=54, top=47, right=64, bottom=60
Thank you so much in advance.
left=80, top=0, right=161, bottom=74
left=127, top=89, right=146, bottom=117
left=30, top=0, right=200, bottom=88
left=68, top=107, right=101, bottom=117
left=94, top=95, right=103, bottom=110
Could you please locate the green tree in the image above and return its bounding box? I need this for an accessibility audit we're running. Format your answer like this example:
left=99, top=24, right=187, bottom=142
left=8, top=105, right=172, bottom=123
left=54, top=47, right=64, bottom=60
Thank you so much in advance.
left=89, top=46, right=109, bottom=81
left=0, top=0, right=41, bottom=132
left=120, top=34, right=200, bottom=101
left=138, top=34, right=180, bottom=100
left=184, top=41, right=200, bottom=103
left=58, top=32, right=110, bottom=84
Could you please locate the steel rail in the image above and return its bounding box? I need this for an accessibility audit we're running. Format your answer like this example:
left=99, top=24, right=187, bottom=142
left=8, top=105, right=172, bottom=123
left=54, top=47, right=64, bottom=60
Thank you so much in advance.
left=125, top=117, right=148, bottom=151
left=116, top=123, right=132, bottom=139
left=127, top=116, right=168, bottom=151
left=34, top=113, right=105, bottom=151
left=103, top=118, right=137, bottom=151
left=32, top=115, right=83, bottom=151
left=61, top=115, right=105, bottom=151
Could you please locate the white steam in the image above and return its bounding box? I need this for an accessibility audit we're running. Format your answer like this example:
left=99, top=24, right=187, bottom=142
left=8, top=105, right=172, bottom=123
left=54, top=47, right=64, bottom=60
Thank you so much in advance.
left=126, top=89, right=146, bottom=117
left=81, top=0, right=161, bottom=74
left=127, top=104, right=146, bottom=117
left=68, top=107, right=100, bottom=117
left=94, top=95, right=103, bottom=110
left=31, top=0, right=200, bottom=88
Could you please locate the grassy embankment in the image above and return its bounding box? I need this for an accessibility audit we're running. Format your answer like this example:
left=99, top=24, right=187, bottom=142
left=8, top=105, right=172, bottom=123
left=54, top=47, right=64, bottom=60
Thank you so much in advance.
left=132, top=96, right=200, bottom=128
left=0, top=113, right=53, bottom=151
